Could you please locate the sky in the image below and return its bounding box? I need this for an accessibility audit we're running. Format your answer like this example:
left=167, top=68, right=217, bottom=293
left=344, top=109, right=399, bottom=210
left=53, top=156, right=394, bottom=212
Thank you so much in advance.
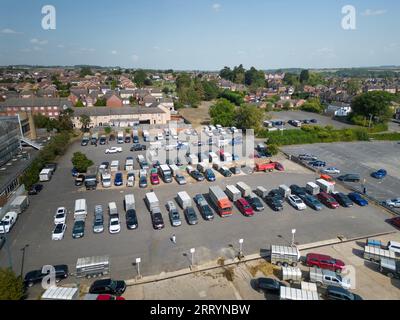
left=0, top=0, right=399, bottom=70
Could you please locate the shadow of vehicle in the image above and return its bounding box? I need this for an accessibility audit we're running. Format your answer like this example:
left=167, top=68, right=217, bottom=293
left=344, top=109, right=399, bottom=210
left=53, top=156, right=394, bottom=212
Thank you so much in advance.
left=352, top=248, right=365, bottom=259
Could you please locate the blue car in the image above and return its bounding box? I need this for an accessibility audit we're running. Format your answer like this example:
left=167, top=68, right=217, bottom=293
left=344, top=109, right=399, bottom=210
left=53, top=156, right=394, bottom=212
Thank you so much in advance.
left=71, top=167, right=79, bottom=177
left=205, top=169, right=216, bottom=182
left=309, top=160, right=326, bottom=167
left=371, top=169, right=387, bottom=179
left=348, top=193, right=369, bottom=206
left=114, top=172, right=123, bottom=186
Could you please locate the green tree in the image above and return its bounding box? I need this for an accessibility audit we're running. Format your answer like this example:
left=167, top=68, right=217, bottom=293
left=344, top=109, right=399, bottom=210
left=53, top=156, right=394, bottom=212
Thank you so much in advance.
left=79, top=67, right=93, bottom=78
left=162, top=87, right=170, bottom=94
left=75, top=100, right=85, bottom=108
left=202, top=80, right=220, bottom=101
left=94, top=98, right=107, bottom=107
left=244, top=67, right=265, bottom=88
left=0, top=268, right=25, bottom=300
left=346, top=79, right=361, bottom=95
left=209, top=99, right=236, bottom=127
left=56, top=108, right=74, bottom=132
left=72, top=152, right=94, bottom=173
left=268, top=144, right=279, bottom=156
left=134, top=70, right=147, bottom=87
left=79, top=115, right=91, bottom=131
left=104, top=127, right=112, bottom=135
left=351, top=91, right=395, bottom=124
left=301, top=98, right=324, bottom=114
left=219, top=66, right=233, bottom=81
left=299, top=70, right=310, bottom=83
left=34, top=114, right=50, bottom=128
left=218, top=90, right=244, bottom=106
left=235, top=104, right=265, bottom=134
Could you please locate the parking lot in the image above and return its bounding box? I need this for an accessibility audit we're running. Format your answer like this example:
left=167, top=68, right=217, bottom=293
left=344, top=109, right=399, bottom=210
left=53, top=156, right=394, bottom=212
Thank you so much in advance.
left=282, top=141, right=400, bottom=214
left=0, top=135, right=397, bottom=294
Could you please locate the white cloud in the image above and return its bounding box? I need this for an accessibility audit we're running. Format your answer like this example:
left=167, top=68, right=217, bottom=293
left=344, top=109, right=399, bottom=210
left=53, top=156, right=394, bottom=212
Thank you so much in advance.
left=212, top=3, right=221, bottom=12
left=111, top=50, right=117, bottom=55
left=30, top=38, right=48, bottom=45
left=153, top=46, right=160, bottom=51
left=1, top=28, right=22, bottom=34
left=57, top=44, right=65, bottom=48
left=33, top=46, right=42, bottom=51
left=313, top=47, right=337, bottom=59
left=361, top=9, right=387, bottom=16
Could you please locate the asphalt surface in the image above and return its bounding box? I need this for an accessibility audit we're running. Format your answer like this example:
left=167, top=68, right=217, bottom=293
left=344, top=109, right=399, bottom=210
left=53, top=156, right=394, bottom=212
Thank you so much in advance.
left=282, top=141, right=400, bottom=214
left=0, top=138, right=396, bottom=293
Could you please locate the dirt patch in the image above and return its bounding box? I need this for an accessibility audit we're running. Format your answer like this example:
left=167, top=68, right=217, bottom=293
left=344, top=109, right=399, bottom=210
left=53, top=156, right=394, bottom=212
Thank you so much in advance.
left=179, top=101, right=214, bottom=129
left=222, top=267, right=235, bottom=282
left=246, top=261, right=276, bottom=277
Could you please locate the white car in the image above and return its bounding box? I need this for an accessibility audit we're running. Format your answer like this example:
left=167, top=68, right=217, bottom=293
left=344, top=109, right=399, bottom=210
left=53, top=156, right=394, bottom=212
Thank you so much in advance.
left=52, top=223, right=67, bottom=240
left=0, top=212, right=18, bottom=234
left=322, top=167, right=341, bottom=175
left=54, top=207, right=67, bottom=225
left=384, top=198, right=400, bottom=208
left=109, top=215, right=121, bottom=234
left=288, top=195, right=307, bottom=210
left=105, top=147, right=122, bottom=154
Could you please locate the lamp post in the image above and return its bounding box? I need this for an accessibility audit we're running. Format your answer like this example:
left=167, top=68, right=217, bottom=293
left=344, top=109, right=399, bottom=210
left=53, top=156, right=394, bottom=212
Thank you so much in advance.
left=190, top=248, right=195, bottom=268
left=368, top=114, right=373, bottom=129
left=135, top=257, right=141, bottom=279
left=238, top=239, right=244, bottom=257
left=20, top=244, right=29, bottom=277
left=291, top=229, right=296, bottom=247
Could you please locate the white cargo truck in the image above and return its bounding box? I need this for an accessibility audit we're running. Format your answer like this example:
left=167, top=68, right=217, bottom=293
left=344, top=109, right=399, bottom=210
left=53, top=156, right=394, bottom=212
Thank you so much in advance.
left=255, top=186, right=268, bottom=199
left=169, top=164, right=180, bottom=176
left=279, top=185, right=291, bottom=198
left=124, top=194, right=136, bottom=211
left=316, top=179, right=335, bottom=193
left=280, top=285, right=319, bottom=301
left=10, top=196, right=29, bottom=214
left=41, top=287, right=79, bottom=301
left=236, top=182, right=252, bottom=198
left=74, top=199, right=87, bottom=221
left=225, top=185, right=241, bottom=202
left=306, top=182, right=320, bottom=196
left=39, top=168, right=53, bottom=182
left=270, top=245, right=300, bottom=267
left=177, top=191, right=192, bottom=210
left=145, top=192, right=160, bottom=211
left=281, top=267, right=303, bottom=284
left=363, top=246, right=396, bottom=263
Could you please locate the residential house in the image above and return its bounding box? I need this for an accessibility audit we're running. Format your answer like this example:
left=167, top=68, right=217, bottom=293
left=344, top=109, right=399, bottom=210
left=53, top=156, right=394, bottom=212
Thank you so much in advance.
left=106, top=94, right=123, bottom=108
left=325, top=102, right=352, bottom=117
left=143, top=94, right=157, bottom=107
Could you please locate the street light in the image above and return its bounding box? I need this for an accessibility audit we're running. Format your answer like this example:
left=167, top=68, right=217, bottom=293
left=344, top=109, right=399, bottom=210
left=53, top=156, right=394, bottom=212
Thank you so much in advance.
left=238, top=239, right=244, bottom=257
left=291, top=229, right=296, bottom=247
left=135, top=257, right=141, bottom=279
left=20, top=244, right=29, bottom=277
left=190, top=248, right=196, bottom=267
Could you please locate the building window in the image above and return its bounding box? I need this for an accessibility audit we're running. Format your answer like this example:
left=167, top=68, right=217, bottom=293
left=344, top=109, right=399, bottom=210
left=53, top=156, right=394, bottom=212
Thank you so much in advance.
left=53, top=107, right=58, bottom=110
left=27, top=107, right=31, bottom=111
left=48, top=112, right=53, bottom=116
left=54, top=112, right=59, bottom=116
left=40, top=107, right=45, bottom=110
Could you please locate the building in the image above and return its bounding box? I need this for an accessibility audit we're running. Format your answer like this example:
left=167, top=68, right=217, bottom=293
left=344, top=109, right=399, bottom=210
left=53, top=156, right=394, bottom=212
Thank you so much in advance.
left=0, top=117, right=21, bottom=167
left=71, top=106, right=171, bottom=128
left=0, top=98, right=72, bottom=118
left=325, top=102, right=352, bottom=117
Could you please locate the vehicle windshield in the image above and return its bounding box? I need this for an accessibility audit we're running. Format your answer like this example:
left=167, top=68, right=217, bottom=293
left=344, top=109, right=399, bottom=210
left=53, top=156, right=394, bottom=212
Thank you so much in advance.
left=55, top=214, right=65, bottom=219
left=55, top=225, right=63, bottom=232
left=111, top=220, right=119, bottom=226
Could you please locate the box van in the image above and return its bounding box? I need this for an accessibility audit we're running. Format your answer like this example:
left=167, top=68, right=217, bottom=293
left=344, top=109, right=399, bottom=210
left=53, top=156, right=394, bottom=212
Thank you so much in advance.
left=124, top=194, right=136, bottom=211
left=110, top=161, right=119, bottom=172
left=388, top=241, right=400, bottom=255
left=74, top=199, right=87, bottom=221
left=39, top=168, right=53, bottom=182
left=108, top=202, right=118, bottom=216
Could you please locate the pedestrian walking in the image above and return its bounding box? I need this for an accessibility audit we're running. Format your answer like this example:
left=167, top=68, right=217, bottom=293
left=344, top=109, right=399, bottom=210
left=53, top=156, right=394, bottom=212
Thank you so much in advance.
left=171, top=234, right=177, bottom=244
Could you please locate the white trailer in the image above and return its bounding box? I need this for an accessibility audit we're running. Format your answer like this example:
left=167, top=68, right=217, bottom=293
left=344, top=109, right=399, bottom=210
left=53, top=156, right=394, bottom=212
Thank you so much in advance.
left=76, top=255, right=110, bottom=278
left=169, top=164, right=180, bottom=176
left=255, top=186, right=268, bottom=199
left=236, top=182, right=252, bottom=198
left=225, top=185, right=241, bottom=202
left=39, top=168, right=53, bottom=182
left=10, top=196, right=29, bottom=214
left=270, top=245, right=300, bottom=267
left=363, top=246, right=396, bottom=263
left=145, top=192, right=159, bottom=211
left=279, top=185, right=291, bottom=198
left=177, top=191, right=192, bottom=210
left=41, top=287, right=79, bottom=301
left=280, top=287, right=319, bottom=301
left=281, top=267, right=303, bottom=284
left=124, top=194, right=136, bottom=211
left=110, top=160, right=119, bottom=172
left=125, top=159, right=134, bottom=171
left=316, top=179, right=335, bottom=193
left=74, top=199, right=87, bottom=221
left=306, top=182, right=320, bottom=196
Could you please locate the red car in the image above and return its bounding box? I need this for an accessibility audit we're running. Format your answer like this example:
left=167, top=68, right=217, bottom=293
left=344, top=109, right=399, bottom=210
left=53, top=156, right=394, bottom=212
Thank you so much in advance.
left=236, top=198, right=255, bottom=217
left=317, top=192, right=340, bottom=209
left=97, top=294, right=125, bottom=301
left=150, top=173, right=160, bottom=185
left=388, top=217, right=400, bottom=229
left=305, top=253, right=345, bottom=273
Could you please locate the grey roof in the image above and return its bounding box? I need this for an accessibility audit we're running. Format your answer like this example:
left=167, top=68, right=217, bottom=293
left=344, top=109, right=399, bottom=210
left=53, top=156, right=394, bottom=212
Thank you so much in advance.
left=0, top=98, right=72, bottom=108
left=71, top=106, right=166, bottom=117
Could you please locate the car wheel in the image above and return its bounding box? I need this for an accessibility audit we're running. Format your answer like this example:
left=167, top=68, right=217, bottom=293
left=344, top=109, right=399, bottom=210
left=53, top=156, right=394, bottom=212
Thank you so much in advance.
left=335, top=269, right=341, bottom=274
left=28, top=282, right=34, bottom=288
left=283, top=262, right=289, bottom=267
left=276, top=262, right=282, bottom=267
left=387, top=272, right=394, bottom=279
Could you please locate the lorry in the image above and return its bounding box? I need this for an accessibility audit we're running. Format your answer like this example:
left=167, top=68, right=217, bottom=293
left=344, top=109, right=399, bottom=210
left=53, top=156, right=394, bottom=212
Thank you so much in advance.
left=137, top=155, right=149, bottom=170
left=281, top=267, right=303, bottom=284
left=101, top=171, right=112, bottom=188
left=209, top=186, right=233, bottom=217
left=85, top=175, right=98, bottom=190
left=270, top=245, right=300, bottom=267
left=81, top=133, right=91, bottom=146
left=225, top=185, right=242, bottom=202
left=91, top=133, right=99, bottom=145
left=363, top=246, right=396, bottom=263
left=145, top=192, right=160, bottom=211
left=236, top=182, right=252, bottom=198
left=177, top=191, right=192, bottom=210
left=379, top=257, right=400, bottom=279
left=10, top=196, right=29, bottom=214
left=316, top=179, right=335, bottom=194
left=169, top=164, right=180, bottom=176
left=76, top=255, right=110, bottom=278
left=309, top=267, right=351, bottom=290
left=306, top=182, right=320, bottom=196
left=39, top=168, right=53, bottom=182
left=124, top=194, right=135, bottom=211
left=279, top=185, right=291, bottom=198
left=125, top=159, right=134, bottom=171
left=159, top=164, right=173, bottom=183
left=197, top=162, right=209, bottom=173
left=74, top=199, right=87, bottom=221
left=187, top=154, right=198, bottom=165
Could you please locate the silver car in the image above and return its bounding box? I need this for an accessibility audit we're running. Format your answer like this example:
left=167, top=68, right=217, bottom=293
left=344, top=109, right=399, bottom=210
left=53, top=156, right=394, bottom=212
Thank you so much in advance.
left=93, top=205, right=104, bottom=233
left=384, top=198, right=400, bottom=208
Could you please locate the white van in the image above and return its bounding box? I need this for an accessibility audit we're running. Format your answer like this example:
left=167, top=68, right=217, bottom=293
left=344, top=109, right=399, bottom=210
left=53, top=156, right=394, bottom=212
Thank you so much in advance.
left=74, top=199, right=87, bottom=220
left=388, top=241, right=400, bottom=255
left=101, top=171, right=112, bottom=188
left=108, top=202, right=118, bottom=216
left=39, top=168, right=53, bottom=182
left=110, top=161, right=119, bottom=172
left=124, top=194, right=136, bottom=211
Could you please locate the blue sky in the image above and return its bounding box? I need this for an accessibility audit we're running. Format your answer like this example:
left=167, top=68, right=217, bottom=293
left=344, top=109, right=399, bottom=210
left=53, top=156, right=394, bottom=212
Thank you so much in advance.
left=0, top=0, right=399, bottom=70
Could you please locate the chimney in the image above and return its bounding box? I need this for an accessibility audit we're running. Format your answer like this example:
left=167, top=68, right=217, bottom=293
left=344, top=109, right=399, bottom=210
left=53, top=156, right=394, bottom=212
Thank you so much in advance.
left=28, top=112, right=37, bottom=140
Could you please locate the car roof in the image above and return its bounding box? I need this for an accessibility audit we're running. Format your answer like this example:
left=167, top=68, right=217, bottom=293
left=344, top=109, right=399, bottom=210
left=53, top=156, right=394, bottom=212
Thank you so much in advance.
left=307, top=253, right=332, bottom=260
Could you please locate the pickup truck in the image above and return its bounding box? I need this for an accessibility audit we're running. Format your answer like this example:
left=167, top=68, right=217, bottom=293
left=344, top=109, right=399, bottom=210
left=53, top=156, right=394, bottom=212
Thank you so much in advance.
left=309, top=268, right=351, bottom=290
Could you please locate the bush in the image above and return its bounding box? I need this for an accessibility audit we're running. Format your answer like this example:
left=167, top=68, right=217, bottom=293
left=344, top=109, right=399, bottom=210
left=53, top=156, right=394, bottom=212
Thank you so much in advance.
left=72, top=152, right=94, bottom=173
left=104, top=127, right=112, bottom=135
left=370, top=132, right=400, bottom=141
left=0, top=268, right=25, bottom=300
left=268, top=144, right=279, bottom=156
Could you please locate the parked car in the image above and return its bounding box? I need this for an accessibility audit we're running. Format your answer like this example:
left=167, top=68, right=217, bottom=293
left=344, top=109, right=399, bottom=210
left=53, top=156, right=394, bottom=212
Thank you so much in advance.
left=288, top=195, right=307, bottom=211
left=309, top=160, right=326, bottom=167
left=24, top=265, right=69, bottom=287
left=114, top=172, right=123, bottom=186
left=230, top=166, right=241, bottom=175
left=337, top=174, right=360, bottom=182
left=139, top=176, right=148, bottom=188
left=130, top=144, right=146, bottom=151
left=298, top=154, right=318, bottom=161
left=124, top=136, right=131, bottom=144
left=290, top=185, right=307, bottom=197
left=72, top=220, right=85, bottom=239
left=184, top=207, right=199, bottom=225
left=322, top=167, right=341, bottom=175
left=105, top=147, right=122, bottom=154
left=109, top=214, right=121, bottom=234
left=384, top=198, right=400, bottom=208
left=205, top=169, right=216, bottom=182
left=28, top=184, right=43, bottom=195
left=325, top=286, right=363, bottom=301
left=236, top=198, right=255, bottom=217
left=245, top=195, right=265, bottom=212
left=256, top=278, right=286, bottom=294
left=194, top=194, right=214, bottom=221
left=150, top=170, right=160, bottom=185
left=89, top=279, right=126, bottom=296
left=299, top=194, right=324, bottom=211
left=133, top=136, right=139, bottom=144
left=126, top=209, right=138, bottom=230
left=332, top=192, right=354, bottom=208
left=175, top=173, right=187, bottom=185
left=54, top=207, right=67, bottom=225
left=151, top=209, right=165, bottom=230
left=317, top=192, right=340, bottom=209
left=93, top=205, right=104, bottom=234
left=166, top=201, right=182, bottom=227
left=268, top=189, right=284, bottom=201
left=306, top=253, right=345, bottom=273
left=191, top=170, right=205, bottom=182
left=52, top=223, right=67, bottom=240
left=348, top=193, right=368, bottom=206
left=74, top=174, right=85, bottom=187
left=371, top=169, right=387, bottom=179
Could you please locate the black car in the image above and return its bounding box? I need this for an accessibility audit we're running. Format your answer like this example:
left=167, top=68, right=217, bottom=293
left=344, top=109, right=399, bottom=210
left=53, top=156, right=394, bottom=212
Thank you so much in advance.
left=332, top=192, right=354, bottom=207
left=126, top=209, right=138, bottom=230
left=72, top=220, right=85, bottom=239
left=290, top=184, right=307, bottom=197
left=256, top=278, right=286, bottom=294
left=184, top=207, right=199, bottom=225
left=325, top=285, right=363, bottom=301
left=245, top=196, right=264, bottom=211
left=298, top=154, right=318, bottom=161
left=99, top=137, right=107, bottom=145
left=268, top=189, right=284, bottom=202
left=337, top=174, right=361, bottom=183
left=89, top=279, right=126, bottom=295
left=130, top=144, right=146, bottom=152
left=151, top=210, right=165, bottom=230
left=24, top=265, right=69, bottom=287
left=191, top=170, right=205, bottom=182
left=310, top=119, right=318, bottom=123
left=265, top=196, right=284, bottom=211
left=28, top=184, right=43, bottom=195
left=230, top=166, right=241, bottom=175
left=124, top=136, right=131, bottom=143
left=219, top=168, right=232, bottom=178
left=133, top=136, right=139, bottom=144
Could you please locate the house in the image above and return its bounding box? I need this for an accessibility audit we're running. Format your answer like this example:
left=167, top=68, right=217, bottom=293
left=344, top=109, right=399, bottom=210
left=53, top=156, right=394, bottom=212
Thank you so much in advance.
left=143, top=94, right=157, bottom=107
left=106, top=94, right=123, bottom=108
left=325, top=102, right=352, bottom=117
left=20, top=90, right=35, bottom=99
left=149, top=88, right=163, bottom=99
left=159, top=97, right=175, bottom=112
left=120, top=90, right=135, bottom=99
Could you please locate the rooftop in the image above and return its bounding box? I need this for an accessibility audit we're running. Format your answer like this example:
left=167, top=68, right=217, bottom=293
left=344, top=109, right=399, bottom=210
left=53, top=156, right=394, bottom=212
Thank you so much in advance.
left=71, top=106, right=166, bottom=117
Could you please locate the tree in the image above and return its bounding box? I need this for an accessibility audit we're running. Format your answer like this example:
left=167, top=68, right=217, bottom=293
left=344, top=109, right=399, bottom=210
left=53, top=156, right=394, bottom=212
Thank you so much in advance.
left=79, top=67, right=93, bottom=78
left=268, top=144, right=279, bottom=156
left=94, top=98, right=107, bottom=107
left=218, top=90, right=244, bottom=106
left=235, top=104, right=265, bottom=134
left=299, top=70, right=310, bottom=83
left=79, top=115, right=91, bottom=131
left=283, top=73, right=300, bottom=88
left=301, top=98, right=324, bottom=114
left=133, top=70, right=147, bottom=87
left=346, top=79, right=361, bottom=95
left=104, top=127, right=112, bottom=135
left=351, top=91, right=395, bottom=124
left=56, top=108, right=74, bottom=132
left=34, top=114, right=50, bottom=128
left=202, top=80, right=220, bottom=101
left=162, top=87, right=170, bottom=94
left=72, top=152, right=94, bottom=173
left=0, top=268, right=25, bottom=300
left=244, top=67, right=265, bottom=88
left=219, top=66, right=233, bottom=81
left=75, top=100, right=85, bottom=108
left=209, top=99, right=236, bottom=127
